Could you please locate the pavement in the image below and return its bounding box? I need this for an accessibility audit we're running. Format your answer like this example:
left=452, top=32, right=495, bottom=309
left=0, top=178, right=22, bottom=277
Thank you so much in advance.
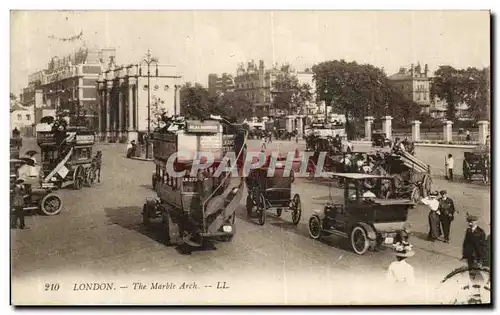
left=11, top=138, right=491, bottom=305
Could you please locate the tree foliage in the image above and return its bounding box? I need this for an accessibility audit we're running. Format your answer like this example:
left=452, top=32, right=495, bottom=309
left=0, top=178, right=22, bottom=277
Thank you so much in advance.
left=312, top=60, right=420, bottom=138
left=271, top=73, right=313, bottom=115
left=179, top=82, right=253, bottom=122
left=431, top=66, right=490, bottom=121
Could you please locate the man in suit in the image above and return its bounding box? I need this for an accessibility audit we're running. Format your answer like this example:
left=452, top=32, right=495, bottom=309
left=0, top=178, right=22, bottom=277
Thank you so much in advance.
left=11, top=178, right=26, bottom=229
left=438, top=190, right=456, bottom=243
left=462, top=214, right=487, bottom=270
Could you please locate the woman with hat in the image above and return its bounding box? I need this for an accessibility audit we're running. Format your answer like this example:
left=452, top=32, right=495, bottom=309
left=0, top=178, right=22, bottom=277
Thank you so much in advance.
left=387, top=242, right=415, bottom=286
left=420, top=191, right=441, bottom=242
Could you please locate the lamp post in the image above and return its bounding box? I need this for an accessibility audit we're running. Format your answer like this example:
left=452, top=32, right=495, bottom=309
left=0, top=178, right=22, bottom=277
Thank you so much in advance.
left=174, top=85, right=180, bottom=116
left=323, top=78, right=329, bottom=124
left=141, top=50, right=159, bottom=159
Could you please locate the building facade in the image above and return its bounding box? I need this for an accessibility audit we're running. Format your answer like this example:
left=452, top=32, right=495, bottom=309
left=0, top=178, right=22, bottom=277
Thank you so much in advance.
left=96, top=62, right=182, bottom=143
left=10, top=100, right=35, bottom=135
left=21, top=47, right=113, bottom=127
left=388, top=63, right=431, bottom=113
left=208, top=73, right=235, bottom=97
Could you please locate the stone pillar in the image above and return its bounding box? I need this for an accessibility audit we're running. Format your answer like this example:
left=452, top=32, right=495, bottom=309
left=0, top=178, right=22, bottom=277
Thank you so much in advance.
left=443, top=120, right=453, bottom=143
left=477, top=120, right=489, bottom=145
left=382, top=116, right=393, bottom=140
left=411, top=120, right=421, bottom=142
left=128, top=78, right=138, bottom=143
left=106, top=81, right=112, bottom=141
left=364, top=116, right=374, bottom=140
left=118, top=78, right=125, bottom=141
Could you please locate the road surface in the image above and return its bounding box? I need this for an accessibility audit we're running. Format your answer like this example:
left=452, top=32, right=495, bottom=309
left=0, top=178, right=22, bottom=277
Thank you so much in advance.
left=11, top=139, right=490, bottom=305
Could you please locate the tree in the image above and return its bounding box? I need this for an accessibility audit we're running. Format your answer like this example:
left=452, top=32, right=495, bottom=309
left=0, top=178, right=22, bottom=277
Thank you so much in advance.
left=312, top=60, right=391, bottom=139
left=179, top=82, right=217, bottom=119
left=150, top=96, right=167, bottom=130
left=216, top=92, right=253, bottom=122
left=272, top=73, right=313, bottom=115
left=431, top=66, right=490, bottom=121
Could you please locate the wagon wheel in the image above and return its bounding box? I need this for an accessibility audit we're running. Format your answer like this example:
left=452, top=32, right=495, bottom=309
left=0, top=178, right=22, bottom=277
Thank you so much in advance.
left=350, top=226, right=370, bottom=255
left=291, top=194, right=302, bottom=225
left=257, top=193, right=266, bottom=225
left=72, top=166, right=84, bottom=190
left=308, top=215, right=322, bottom=240
left=410, top=185, right=421, bottom=205
left=40, top=193, right=63, bottom=216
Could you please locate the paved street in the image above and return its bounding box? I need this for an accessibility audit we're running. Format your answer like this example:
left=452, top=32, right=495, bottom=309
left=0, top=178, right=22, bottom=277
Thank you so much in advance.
left=11, top=138, right=490, bottom=305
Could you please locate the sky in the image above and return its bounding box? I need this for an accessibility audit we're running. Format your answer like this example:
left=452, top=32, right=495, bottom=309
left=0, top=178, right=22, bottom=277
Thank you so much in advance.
left=10, top=10, right=490, bottom=94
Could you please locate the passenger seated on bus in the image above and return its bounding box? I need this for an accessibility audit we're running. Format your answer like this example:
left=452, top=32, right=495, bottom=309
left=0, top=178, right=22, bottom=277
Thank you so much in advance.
left=381, top=180, right=392, bottom=199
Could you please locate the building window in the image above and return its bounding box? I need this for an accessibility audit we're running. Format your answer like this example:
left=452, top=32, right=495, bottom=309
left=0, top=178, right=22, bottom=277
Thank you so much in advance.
left=17, top=114, right=22, bottom=120
left=26, top=114, right=31, bottom=120
left=423, top=94, right=427, bottom=101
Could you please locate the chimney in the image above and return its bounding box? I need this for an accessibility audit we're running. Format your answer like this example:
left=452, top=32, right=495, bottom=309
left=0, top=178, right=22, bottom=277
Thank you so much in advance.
left=424, top=64, right=429, bottom=77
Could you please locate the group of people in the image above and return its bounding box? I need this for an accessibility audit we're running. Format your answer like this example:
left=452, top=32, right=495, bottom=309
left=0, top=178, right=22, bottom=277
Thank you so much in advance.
left=421, top=190, right=456, bottom=243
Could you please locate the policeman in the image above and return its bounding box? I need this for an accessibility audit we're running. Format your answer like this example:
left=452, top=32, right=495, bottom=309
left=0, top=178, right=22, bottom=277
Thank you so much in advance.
left=11, top=178, right=26, bottom=229
left=438, top=190, right=456, bottom=243
left=462, top=214, right=487, bottom=270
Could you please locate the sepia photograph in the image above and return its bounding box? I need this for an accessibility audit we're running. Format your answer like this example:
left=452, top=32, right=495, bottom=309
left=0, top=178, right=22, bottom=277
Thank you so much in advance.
left=8, top=9, right=491, bottom=305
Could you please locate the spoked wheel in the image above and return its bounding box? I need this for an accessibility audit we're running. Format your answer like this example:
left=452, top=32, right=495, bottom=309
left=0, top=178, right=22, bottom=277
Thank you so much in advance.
left=351, top=226, right=370, bottom=255
left=410, top=186, right=421, bottom=205
left=257, top=194, right=266, bottom=226
left=291, top=194, right=302, bottom=225
left=40, top=193, right=63, bottom=216
left=73, top=166, right=83, bottom=190
left=308, top=215, right=322, bottom=240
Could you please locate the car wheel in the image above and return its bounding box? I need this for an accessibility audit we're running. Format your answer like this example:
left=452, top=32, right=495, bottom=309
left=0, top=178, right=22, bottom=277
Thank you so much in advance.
left=308, top=216, right=322, bottom=240
left=351, top=226, right=370, bottom=255
left=291, top=194, right=302, bottom=225
left=40, top=193, right=63, bottom=216
left=257, top=194, right=266, bottom=226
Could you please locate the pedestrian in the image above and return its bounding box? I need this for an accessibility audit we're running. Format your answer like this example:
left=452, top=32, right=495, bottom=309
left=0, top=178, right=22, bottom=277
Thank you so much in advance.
left=445, top=154, right=454, bottom=181
left=462, top=214, right=487, bottom=270
left=420, top=191, right=441, bottom=242
left=485, top=135, right=490, bottom=147
left=466, top=130, right=471, bottom=142
left=126, top=140, right=135, bottom=158
left=387, top=242, right=415, bottom=286
left=92, top=151, right=103, bottom=183
left=11, top=178, right=26, bottom=229
left=438, top=190, right=456, bottom=243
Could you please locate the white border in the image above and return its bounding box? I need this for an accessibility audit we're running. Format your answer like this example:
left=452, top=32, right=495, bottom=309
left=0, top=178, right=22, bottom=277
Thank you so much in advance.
left=2, top=1, right=498, bottom=314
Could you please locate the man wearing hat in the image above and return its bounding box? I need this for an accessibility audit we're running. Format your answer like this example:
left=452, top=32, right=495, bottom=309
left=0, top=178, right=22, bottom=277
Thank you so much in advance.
left=11, top=178, right=26, bottom=229
left=438, top=190, right=456, bottom=243
left=462, top=214, right=487, bottom=270
left=420, top=191, right=441, bottom=242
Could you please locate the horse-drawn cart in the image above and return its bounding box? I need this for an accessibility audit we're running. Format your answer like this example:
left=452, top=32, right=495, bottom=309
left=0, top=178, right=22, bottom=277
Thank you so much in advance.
left=37, top=125, right=97, bottom=190
left=462, top=145, right=490, bottom=183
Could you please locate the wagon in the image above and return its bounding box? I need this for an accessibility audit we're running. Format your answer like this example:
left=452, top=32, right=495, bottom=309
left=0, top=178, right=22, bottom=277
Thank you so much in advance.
left=246, top=161, right=301, bottom=226
left=308, top=173, right=412, bottom=255
left=462, top=145, right=490, bottom=182
left=37, top=126, right=97, bottom=190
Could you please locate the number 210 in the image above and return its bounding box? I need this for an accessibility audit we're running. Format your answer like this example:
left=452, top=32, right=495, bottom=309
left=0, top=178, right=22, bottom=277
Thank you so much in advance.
left=45, top=283, right=60, bottom=291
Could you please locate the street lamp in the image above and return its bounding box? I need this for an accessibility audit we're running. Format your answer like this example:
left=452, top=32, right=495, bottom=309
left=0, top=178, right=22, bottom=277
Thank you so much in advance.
left=141, top=50, right=159, bottom=159
left=174, top=85, right=180, bottom=116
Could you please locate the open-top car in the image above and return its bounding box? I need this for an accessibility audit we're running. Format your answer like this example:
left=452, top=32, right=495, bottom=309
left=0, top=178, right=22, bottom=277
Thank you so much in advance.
left=246, top=158, right=301, bottom=226
left=308, top=173, right=413, bottom=255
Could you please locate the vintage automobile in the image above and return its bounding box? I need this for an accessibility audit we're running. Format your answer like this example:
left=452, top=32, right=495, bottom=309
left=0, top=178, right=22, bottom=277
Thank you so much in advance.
left=307, top=173, right=413, bottom=255
left=10, top=158, right=63, bottom=216
left=462, top=145, right=490, bottom=183
left=143, top=119, right=247, bottom=251
left=245, top=159, right=301, bottom=226
left=372, top=131, right=391, bottom=148
left=37, top=125, right=97, bottom=190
